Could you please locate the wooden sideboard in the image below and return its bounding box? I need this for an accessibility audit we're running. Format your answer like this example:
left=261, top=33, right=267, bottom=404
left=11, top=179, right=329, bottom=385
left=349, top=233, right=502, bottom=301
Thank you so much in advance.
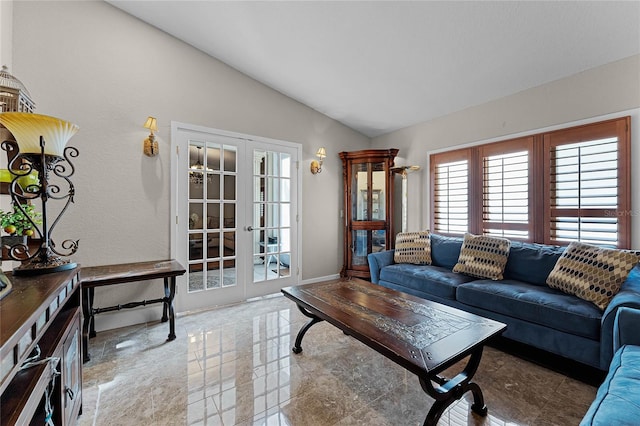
left=0, top=268, right=82, bottom=425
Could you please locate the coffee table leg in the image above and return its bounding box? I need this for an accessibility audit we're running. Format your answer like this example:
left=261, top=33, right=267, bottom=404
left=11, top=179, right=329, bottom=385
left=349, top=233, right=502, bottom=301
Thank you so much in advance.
left=419, top=347, right=487, bottom=426
left=292, top=305, right=324, bottom=354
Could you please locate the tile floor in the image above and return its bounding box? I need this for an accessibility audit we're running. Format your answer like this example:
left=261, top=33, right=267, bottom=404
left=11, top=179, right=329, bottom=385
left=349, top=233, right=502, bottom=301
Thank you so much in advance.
left=78, top=294, right=598, bottom=425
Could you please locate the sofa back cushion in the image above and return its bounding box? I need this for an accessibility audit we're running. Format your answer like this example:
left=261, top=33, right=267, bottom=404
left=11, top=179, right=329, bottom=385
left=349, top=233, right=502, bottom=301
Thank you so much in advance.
left=503, top=241, right=565, bottom=286
left=429, top=234, right=464, bottom=270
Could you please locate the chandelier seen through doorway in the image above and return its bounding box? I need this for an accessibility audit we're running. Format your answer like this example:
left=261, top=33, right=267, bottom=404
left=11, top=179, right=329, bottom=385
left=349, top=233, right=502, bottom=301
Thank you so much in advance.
left=189, top=146, right=213, bottom=185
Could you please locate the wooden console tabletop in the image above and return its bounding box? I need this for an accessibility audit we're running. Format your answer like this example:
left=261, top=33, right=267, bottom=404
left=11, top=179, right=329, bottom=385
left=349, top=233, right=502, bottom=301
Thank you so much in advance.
left=80, top=260, right=186, bottom=363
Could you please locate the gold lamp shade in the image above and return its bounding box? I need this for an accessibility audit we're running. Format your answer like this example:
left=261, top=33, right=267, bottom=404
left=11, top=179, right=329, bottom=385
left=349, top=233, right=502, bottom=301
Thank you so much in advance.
left=0, top=112, right=79, bottom=156
left=143, top=116, right=158, bottom=133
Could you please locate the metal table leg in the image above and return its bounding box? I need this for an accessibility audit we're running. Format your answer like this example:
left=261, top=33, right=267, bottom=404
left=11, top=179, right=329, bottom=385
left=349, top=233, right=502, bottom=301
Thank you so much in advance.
left=292, top=304, right=324, bottom=354
left=419, top=347, right=487, bottom=426
left=164, top=276, right=177, bottom=341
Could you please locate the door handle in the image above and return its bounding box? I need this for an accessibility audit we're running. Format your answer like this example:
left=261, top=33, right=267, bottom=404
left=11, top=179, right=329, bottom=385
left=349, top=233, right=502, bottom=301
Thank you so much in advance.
left=247, top=226, right=254, bottom=231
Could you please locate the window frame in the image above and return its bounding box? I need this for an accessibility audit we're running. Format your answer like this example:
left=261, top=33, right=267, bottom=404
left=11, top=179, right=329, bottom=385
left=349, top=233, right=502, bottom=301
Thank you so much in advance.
left=429, top=116, right=631, bottom=248
left=543, top=117, right=631, bottom=248
left=478, top=136, right=536, bottom=241
left=430, top=148, right=473, bottom=236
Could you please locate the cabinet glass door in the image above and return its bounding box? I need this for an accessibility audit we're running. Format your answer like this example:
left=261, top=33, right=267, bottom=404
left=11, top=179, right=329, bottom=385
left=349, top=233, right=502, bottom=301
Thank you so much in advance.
left=351, top=162, right=386, bottom=221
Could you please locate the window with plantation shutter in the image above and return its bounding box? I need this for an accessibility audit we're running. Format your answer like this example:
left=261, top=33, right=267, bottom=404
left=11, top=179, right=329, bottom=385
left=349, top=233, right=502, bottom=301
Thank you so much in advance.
left=483, top=151, right=530, bottom=239
left=544, top=118, right=630, bottom=248
left=430, top=116, right=630, bottom=248
left=431, top=151, right=470, bottom=235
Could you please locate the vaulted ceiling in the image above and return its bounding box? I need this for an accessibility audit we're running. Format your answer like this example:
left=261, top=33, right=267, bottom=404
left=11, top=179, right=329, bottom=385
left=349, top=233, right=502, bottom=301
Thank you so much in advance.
left=108, top=1, right=640, bottom=138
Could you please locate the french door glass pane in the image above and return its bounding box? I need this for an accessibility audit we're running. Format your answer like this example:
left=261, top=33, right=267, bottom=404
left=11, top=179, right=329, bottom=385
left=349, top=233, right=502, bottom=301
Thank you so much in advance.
left=189, top=233, right=203, bottom=260
left=224, top=203, right=235, bottom=228
left=206, top=261, right=220, bottom=289
left=189, top=174, right=203, bottom=199
left=207, top=175, right=220, bottom=200
left=207, top=146, right=221, bottom=171
left=189, top=203, right=203, bottom=230
left=224, top=146, right=237, bottom=172
left=224, top=175, right=236, bottom=200
left=207, top=203, right=220, bottom=229
left=188, top=140, right=237, bottom=293
left=253, top=150, right=291, bottom=283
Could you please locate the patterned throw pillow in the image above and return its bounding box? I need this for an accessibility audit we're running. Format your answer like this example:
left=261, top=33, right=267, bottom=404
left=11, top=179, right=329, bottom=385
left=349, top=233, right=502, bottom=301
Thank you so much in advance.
left=546, top=242, right=640, bottom=310
left=453, top=233, right=511, bottom=280
left=394, top=231, right=431, bottom=265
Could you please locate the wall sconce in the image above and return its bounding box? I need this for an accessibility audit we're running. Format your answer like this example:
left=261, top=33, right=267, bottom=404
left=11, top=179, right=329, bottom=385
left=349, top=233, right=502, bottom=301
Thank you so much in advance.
left=310, top=147, right=326, bottom=174
left=143, top=116, right=158, bottom=156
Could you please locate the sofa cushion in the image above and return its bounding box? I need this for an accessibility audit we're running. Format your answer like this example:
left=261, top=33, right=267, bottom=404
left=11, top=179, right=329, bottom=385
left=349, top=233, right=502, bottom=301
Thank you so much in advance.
left=453, top=233, right=511, bottom=280
left=379, top=263, right=476, bottom=300
left=394, top=231, right=431, bottom=265
left=429, top=234, right=464, bottom=269
left=503, top=241, right=565, bottom=286
left=547, top=242, right=640, bottom=310
left=457, top=280, right=602, bottom=339
left=580, top=345, right=640, bottom=426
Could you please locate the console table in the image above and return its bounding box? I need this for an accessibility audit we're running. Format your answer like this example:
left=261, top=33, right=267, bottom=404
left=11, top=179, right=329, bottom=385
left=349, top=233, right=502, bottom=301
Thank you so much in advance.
left=80, top=259, right=186, bottom=362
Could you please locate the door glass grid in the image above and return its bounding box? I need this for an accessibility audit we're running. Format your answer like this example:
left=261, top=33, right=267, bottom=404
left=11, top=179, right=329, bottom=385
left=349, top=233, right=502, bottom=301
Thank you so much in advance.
left=188, top=140, right=238, bottom=292
left=253, top=150, right=291, bottom=282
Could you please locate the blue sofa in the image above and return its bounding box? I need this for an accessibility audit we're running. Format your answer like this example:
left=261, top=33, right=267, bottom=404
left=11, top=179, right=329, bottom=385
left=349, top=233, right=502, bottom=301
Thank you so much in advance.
left=581, top=307, right=640, bottom=425
left=368, top=234, right=640, bottom=371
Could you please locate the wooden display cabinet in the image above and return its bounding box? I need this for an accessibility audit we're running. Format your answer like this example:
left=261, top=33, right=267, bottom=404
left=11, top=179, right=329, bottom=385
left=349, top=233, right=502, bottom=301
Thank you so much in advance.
left=339, top=149, right=398, bottom=279
left=0, top=268, right=82, bottom=425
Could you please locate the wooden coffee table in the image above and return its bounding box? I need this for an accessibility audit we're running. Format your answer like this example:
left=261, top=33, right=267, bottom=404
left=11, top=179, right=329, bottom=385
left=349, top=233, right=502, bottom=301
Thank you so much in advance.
left=282, top=278, right=506, bottom=426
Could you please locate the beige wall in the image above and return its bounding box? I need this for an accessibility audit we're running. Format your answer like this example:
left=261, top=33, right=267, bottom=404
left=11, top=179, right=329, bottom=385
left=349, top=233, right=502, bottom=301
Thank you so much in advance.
left=373, top=55, right=640, bottom=247
left=9, top=1, right=367, bottom=329
left=8, top=0, right=640, bottom=331
left=0, top=0, right=12, bottom=68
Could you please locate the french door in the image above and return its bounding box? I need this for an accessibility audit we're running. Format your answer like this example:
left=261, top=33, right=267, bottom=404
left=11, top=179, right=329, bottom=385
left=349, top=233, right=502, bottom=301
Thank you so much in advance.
left=171, top=123, right=300, bottom=312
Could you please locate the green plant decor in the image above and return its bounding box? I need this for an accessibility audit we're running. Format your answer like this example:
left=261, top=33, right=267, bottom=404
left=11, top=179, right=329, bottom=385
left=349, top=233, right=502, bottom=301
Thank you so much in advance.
left=0, top=204, right=42, bottom=237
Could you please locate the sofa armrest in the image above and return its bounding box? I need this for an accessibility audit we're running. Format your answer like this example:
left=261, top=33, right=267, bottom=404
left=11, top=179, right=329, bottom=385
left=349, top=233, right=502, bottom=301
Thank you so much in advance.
left=600, top=265, right=640, bottom=368
left=368, top=250, right=395, bottom=284
left=613, top=307, right=640, bottom=352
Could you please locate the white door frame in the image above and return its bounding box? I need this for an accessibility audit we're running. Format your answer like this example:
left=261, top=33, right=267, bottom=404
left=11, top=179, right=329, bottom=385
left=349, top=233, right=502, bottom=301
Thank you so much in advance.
left=170, top=121, right=302, bottom=313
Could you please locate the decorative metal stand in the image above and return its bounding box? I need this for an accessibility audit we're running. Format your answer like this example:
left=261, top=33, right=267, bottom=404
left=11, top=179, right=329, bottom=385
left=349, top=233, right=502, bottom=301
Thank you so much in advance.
left=2, top=137, right=79, bottom=275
